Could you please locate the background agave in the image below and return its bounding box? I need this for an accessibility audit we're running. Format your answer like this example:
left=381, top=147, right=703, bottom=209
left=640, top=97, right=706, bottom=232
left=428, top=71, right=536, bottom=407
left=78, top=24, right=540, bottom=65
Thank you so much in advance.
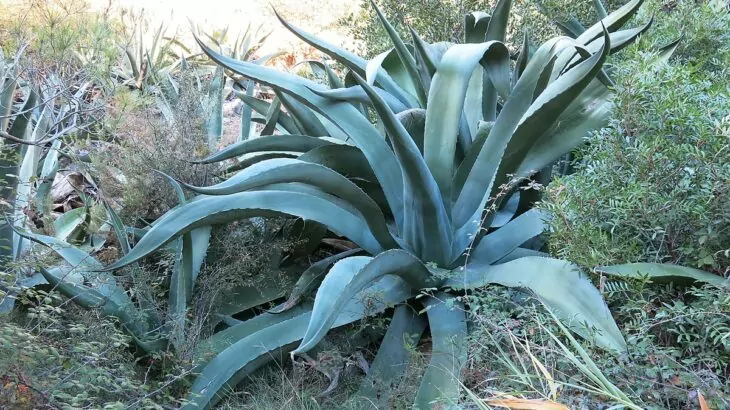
left=1, top=48, right=96, bottom=313
left=16, top=0, right=724, bottom=408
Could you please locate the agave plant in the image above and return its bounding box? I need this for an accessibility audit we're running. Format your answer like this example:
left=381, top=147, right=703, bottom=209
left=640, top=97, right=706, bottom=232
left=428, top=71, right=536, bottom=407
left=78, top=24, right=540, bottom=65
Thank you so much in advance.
left=154, top=25, right=282, bottom=150
left=21, top=0, right=712, bottom=408
left=113, top=14, right=181, bottom=91
left=0, top=54, right=95, bottom=312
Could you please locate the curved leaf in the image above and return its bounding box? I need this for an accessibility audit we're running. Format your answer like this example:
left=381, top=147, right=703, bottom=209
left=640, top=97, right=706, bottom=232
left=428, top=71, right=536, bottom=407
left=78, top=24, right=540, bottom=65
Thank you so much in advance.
left=195, top=134, right=333, bottom=164
left=12, top=229, right=163, bottom=351
left=272, top=9, right=416, bottom=107
left=310, top=85, right=409, bottom=113
left=352, top=73, right=452, bottom=265
left=105, top=190, right=386, bottom=271
left=414, top=293, right=468, bottom=408
left=595, top=263, right=728, bottom=288
left=270, top=248, right=363, bottom=314
left=575, top=0, right=644, bottom=45
left=356, top=305, right=426, bottom=407
left=177, top=159, right=398, bottom=249
left=53, top=207, right=87, bottom=243
left=423, top=41, right=509, bottom=197
left=465, top=209, right=545, bottom=266
left=275, top=91, right=330, bottom=137
left=297, top=144, right=376, bottom=182
left=455, top=32, right=610, bottom=248
left=293, top=250, right=437, bottom=354
left=234, top=91, right=301, bottom=134
left=370, top=0, right=427, bottom=104
left=464, top=12, right=491, bottom=43
left=446, top=256, right=626, bottom=352
left=485, top=0, right=513, bottom=42
left=195, top=39, right=406, bottom=228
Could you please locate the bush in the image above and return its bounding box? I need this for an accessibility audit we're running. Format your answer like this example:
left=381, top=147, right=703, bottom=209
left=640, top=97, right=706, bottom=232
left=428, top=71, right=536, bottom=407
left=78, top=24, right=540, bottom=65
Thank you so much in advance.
left=541, top=0, right=730, bottom=274
left=535, top=0, right=730, bottom=405
left=463, top=282, right=730, bottom=408
left=0, top=288, right=183, bottom=409
left=0, top=0, right=121, bottom=80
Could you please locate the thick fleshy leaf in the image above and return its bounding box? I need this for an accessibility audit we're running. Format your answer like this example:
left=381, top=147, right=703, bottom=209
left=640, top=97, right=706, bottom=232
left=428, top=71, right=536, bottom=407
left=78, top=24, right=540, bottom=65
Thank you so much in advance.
left=270, top=248, right=363, bottom=314
left=13, top=106, right=51, bottom=259
left=39, top=267, right=165, bottom=353
left=223, top=152, right=299, bottom=174
left=517, top=80, right=612, bottom=178
left=194, top=134, right=333, bottom=164
left=353, top=74, right=452, bottom=264
left=195, top=303, right=313, bottom=365
left=514, top=31, right=530, bottom=85
left=410, top=29, right=437, bottom=92
left=310, top=85, right=409, bottom=113
left=554, top=17, right=587, bottom=38
left=260, top=95, right=281, bottom=136
left=396, top=108, right=426, bottom=153
left=276, top=91, right=330, bottom=137
left=455, top=32, right=610, bottom=247
left=464, top=12, right=491, bottom=43
left=215, top=266, right=304, bottom=316
left=35, top=139, right=62, bottom=214
left=414, top=293, right=468, bottom=408
left=178, top=159, right=398, bottom=249
left=105, top=190, right=386, bottom=271
left=485, top=0, right=513, bottom=42
left=575, top=0, right=644, bottom=45
left=370, top=0, right=427, bottom=104
left=169, top=234, right=192, bottom=343
left=98, top=203, right=130, bottom=257
left=6, top=88, right=36, bottom=140
left=423, top=41, right=509, bottom=198
left=293, top=59, right=344, bottom=89
left=595, top=263, right=729, bottom=288
left=234, top=91, right=301, bottom=134
left=196, top=39, right=406, bottom=228
left=184, top=275, right=411, bottom=410
left=12, top=229, right=164, bottom=351
left=273, top=9, right=416, bottom=107
left=656, top=36, right=682, bottom=64
left=238, top=79, right=256, bottom=141
left=452, top=37, right=573, bottom=232
left=356, top=305, right=426, bottom=407
left=593, top=0, right=609, bottom=18
left=466, top=209, right=546, bottom=266
left=53, top=206, right=87, bottom=243
left=446, top=257, right=626, bottom=352
left=293, top=250, right=437, bottom=354
left=205, top=66, right=225, bottom=149
left=297, top=144, right=376, bottom=182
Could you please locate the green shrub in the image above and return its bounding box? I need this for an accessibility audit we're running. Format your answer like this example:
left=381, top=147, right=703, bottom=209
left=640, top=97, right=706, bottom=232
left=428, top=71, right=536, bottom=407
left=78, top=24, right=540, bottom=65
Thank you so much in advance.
left=541, top=0, right=730, bottom=274
left=0, top=289, right=183, bottom=409
left=463, top=282, right=730, bottom=408
left=0, top=0, right=121, bottom=80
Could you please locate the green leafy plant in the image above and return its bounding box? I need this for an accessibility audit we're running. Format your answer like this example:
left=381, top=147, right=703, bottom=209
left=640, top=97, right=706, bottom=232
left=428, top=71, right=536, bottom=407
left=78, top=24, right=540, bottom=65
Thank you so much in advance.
left=112, top=12, right=180, bottom=91
left=541, top=0, right=730, bottom=274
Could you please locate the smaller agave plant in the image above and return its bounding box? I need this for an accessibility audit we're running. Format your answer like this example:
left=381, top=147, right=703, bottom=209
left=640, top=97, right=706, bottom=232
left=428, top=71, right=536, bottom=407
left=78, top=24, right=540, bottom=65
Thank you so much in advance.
left=1, top=49, right=96, bottom=312
left=154, top=24, right=282, bottom=149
